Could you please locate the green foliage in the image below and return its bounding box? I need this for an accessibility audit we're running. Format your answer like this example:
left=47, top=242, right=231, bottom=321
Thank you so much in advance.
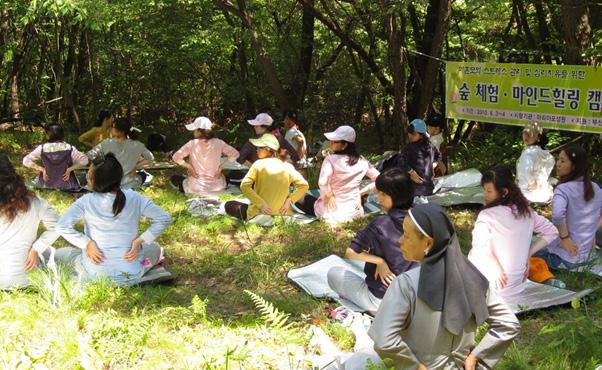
left=245, top=290, right=294, bottom=331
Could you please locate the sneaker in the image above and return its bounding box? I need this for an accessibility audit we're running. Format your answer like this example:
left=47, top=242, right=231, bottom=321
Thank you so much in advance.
left=329, top=306, right=354, bottom=327
left=169, top=175, right=185, bottom=193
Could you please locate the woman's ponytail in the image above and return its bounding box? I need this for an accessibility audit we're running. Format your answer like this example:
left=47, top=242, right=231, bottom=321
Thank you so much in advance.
left=113, top=189, right=126, bottom=216
left=90, top=153, right=127, bottom=216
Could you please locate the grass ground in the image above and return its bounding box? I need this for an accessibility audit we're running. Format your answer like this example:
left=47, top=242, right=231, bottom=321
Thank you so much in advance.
left=0, top=130, right=600, bottom=369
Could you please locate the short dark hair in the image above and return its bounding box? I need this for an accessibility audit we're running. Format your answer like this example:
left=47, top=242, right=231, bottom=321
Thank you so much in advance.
left=113, top=118, right=132, bottom=135
left=197, top=128, right=215, bottom=140
left=375, top=168, right=414, bottom=210
left=284, top=110, right=298, bottom=121
left=45, top=124, right=64, bottom=142
left=95, top=109, right=113, bottom=127
left=426, top=114, right=446, bottom=130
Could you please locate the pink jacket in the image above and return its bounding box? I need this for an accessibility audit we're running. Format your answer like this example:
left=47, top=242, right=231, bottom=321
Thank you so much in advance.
left=313, top=154, right=379, bottom=223
left=468, top=205, right=558, bottom=302
left=172, top=138, right=239, bottom=194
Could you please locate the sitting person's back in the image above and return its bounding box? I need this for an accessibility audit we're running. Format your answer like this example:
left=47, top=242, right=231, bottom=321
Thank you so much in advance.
left=171, top=116, right=239, bottom=194
left=0, top=155, right=59, bottom=289
left=468, top=166, right=557, bottom=303
left=23, top=124, right=88, bottom=191
left=56, top=153, right=171, bottom=286
left=225, top=134, right=308, bottom=220
left=88, top=118, right=154, bottom=189
left=516, top=122, right=554, bottom=203
left=295, top=126, right=379, bottom=224
left=327, top=168, right=417, bottom=315
left=79, top=109, right=114, bottom=148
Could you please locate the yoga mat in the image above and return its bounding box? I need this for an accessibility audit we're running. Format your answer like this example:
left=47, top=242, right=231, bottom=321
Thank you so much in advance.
left=187, top=197, right=318, bottom=226
left=288, top=255, right=593, bottom=314
left=139, top=266, right=175, bottom=284
left=427, top=168, right=485, bottom=206
left=287, top=255, right=366, bottom=312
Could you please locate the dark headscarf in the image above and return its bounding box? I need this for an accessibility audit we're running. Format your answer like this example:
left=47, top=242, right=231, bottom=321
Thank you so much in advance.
left=409, top=203, right=489, bottom=335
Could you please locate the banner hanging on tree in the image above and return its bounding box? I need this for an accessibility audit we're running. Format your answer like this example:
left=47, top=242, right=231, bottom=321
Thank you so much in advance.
left=445, top=61, right=602, bottom=133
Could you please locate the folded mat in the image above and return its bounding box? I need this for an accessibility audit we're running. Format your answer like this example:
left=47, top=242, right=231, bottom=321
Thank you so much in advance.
left=288, top=255, right=593, bottom=314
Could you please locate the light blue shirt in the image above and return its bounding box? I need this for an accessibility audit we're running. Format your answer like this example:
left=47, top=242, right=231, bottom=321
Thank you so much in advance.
left=56, top=190, right=171, bottom=284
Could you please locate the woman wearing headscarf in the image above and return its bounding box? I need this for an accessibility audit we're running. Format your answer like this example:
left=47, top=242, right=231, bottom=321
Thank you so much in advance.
left=368, top=203, right=520, bottom=370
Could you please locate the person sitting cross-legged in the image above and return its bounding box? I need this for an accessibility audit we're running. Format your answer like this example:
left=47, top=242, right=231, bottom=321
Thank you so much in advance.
left=327, top=168, right=417, bottom=315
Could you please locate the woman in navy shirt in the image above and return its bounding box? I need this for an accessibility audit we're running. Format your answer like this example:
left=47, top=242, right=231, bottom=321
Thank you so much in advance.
left=327, top=168, right=417, bottom=314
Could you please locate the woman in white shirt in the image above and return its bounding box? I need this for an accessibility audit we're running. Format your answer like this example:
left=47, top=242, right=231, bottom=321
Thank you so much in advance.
left=0, top=154, right=60, bottom=289
left=516, top=121, right=555, bottom=203
left=56, top=153, right=171, bottom=286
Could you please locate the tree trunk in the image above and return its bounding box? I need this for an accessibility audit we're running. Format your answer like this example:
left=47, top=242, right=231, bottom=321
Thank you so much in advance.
left=415, top=0, right=451, bottom=119
left=533, top=0, right=554, bottom=64
left=9, top=75, right=19, bottom=120
left=298, top=0, right=393, bottom=94
left=366, top=92, right=384, bottom=149
left=217, top=0, right=292, bottom=111
left=559, top=0, right=594, bottom=65
left=290, top=0, right=314, bottom=110
left=380, top=1, right=407, bottom=147
left=62, top=25, right=80, bottom=130
left=237, top=38, right=256, bottom=116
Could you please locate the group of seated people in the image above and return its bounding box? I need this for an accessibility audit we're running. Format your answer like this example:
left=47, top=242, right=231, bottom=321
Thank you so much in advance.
left=1, top=108, right=601, bottom=369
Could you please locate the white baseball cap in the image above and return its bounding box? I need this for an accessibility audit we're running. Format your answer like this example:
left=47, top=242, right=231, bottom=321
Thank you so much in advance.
left=185, top=116, right=213, bottom=131
left=324, top=125, right=356, bottom=143
left=247, top=113, right=273, bottom=127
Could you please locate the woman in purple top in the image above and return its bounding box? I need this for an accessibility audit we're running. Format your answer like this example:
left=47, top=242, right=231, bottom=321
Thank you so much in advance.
left=537, top=144, right=602, bottom=268
left=327, top=168, right=417, bottom=315
left=23, top=124, right=88, bottom=191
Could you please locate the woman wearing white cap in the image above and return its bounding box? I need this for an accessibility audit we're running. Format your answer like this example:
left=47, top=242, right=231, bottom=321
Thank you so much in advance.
left=171, top=116, right=239, bottom=195
left=224, top=133, right=309, bottom=220
left=234, top=113, right=301, bottom=167
left=295, top=125, right=379, bottom=224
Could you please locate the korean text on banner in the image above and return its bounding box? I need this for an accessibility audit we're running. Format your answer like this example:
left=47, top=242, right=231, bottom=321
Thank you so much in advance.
left=445, top=61, right=602, bottom=134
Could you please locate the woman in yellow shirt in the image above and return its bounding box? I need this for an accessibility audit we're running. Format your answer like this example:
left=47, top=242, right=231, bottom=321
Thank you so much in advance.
left=225, top=134, right=309, bottom=220
left=79, top=110, right=115, bottom=147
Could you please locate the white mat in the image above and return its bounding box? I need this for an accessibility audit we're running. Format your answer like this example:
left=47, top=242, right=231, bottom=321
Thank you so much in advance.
left=187, top=197, right=318, bottom=226
left=288, top=255, right=593, bottom=314
left=428, top=168, right=485, bottom=206
left=139, top=266, right=175, bottom=284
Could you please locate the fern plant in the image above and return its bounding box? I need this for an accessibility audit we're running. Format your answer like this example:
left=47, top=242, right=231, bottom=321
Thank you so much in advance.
left=244, top=290, right=294, bottom=331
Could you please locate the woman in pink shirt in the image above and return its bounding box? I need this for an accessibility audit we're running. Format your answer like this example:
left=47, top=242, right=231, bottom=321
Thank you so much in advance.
left=468, top=165, right=558, bottom=303
left=295, top=126, right=379, bottom=224
left=171, top=116, right=239, bottom=195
